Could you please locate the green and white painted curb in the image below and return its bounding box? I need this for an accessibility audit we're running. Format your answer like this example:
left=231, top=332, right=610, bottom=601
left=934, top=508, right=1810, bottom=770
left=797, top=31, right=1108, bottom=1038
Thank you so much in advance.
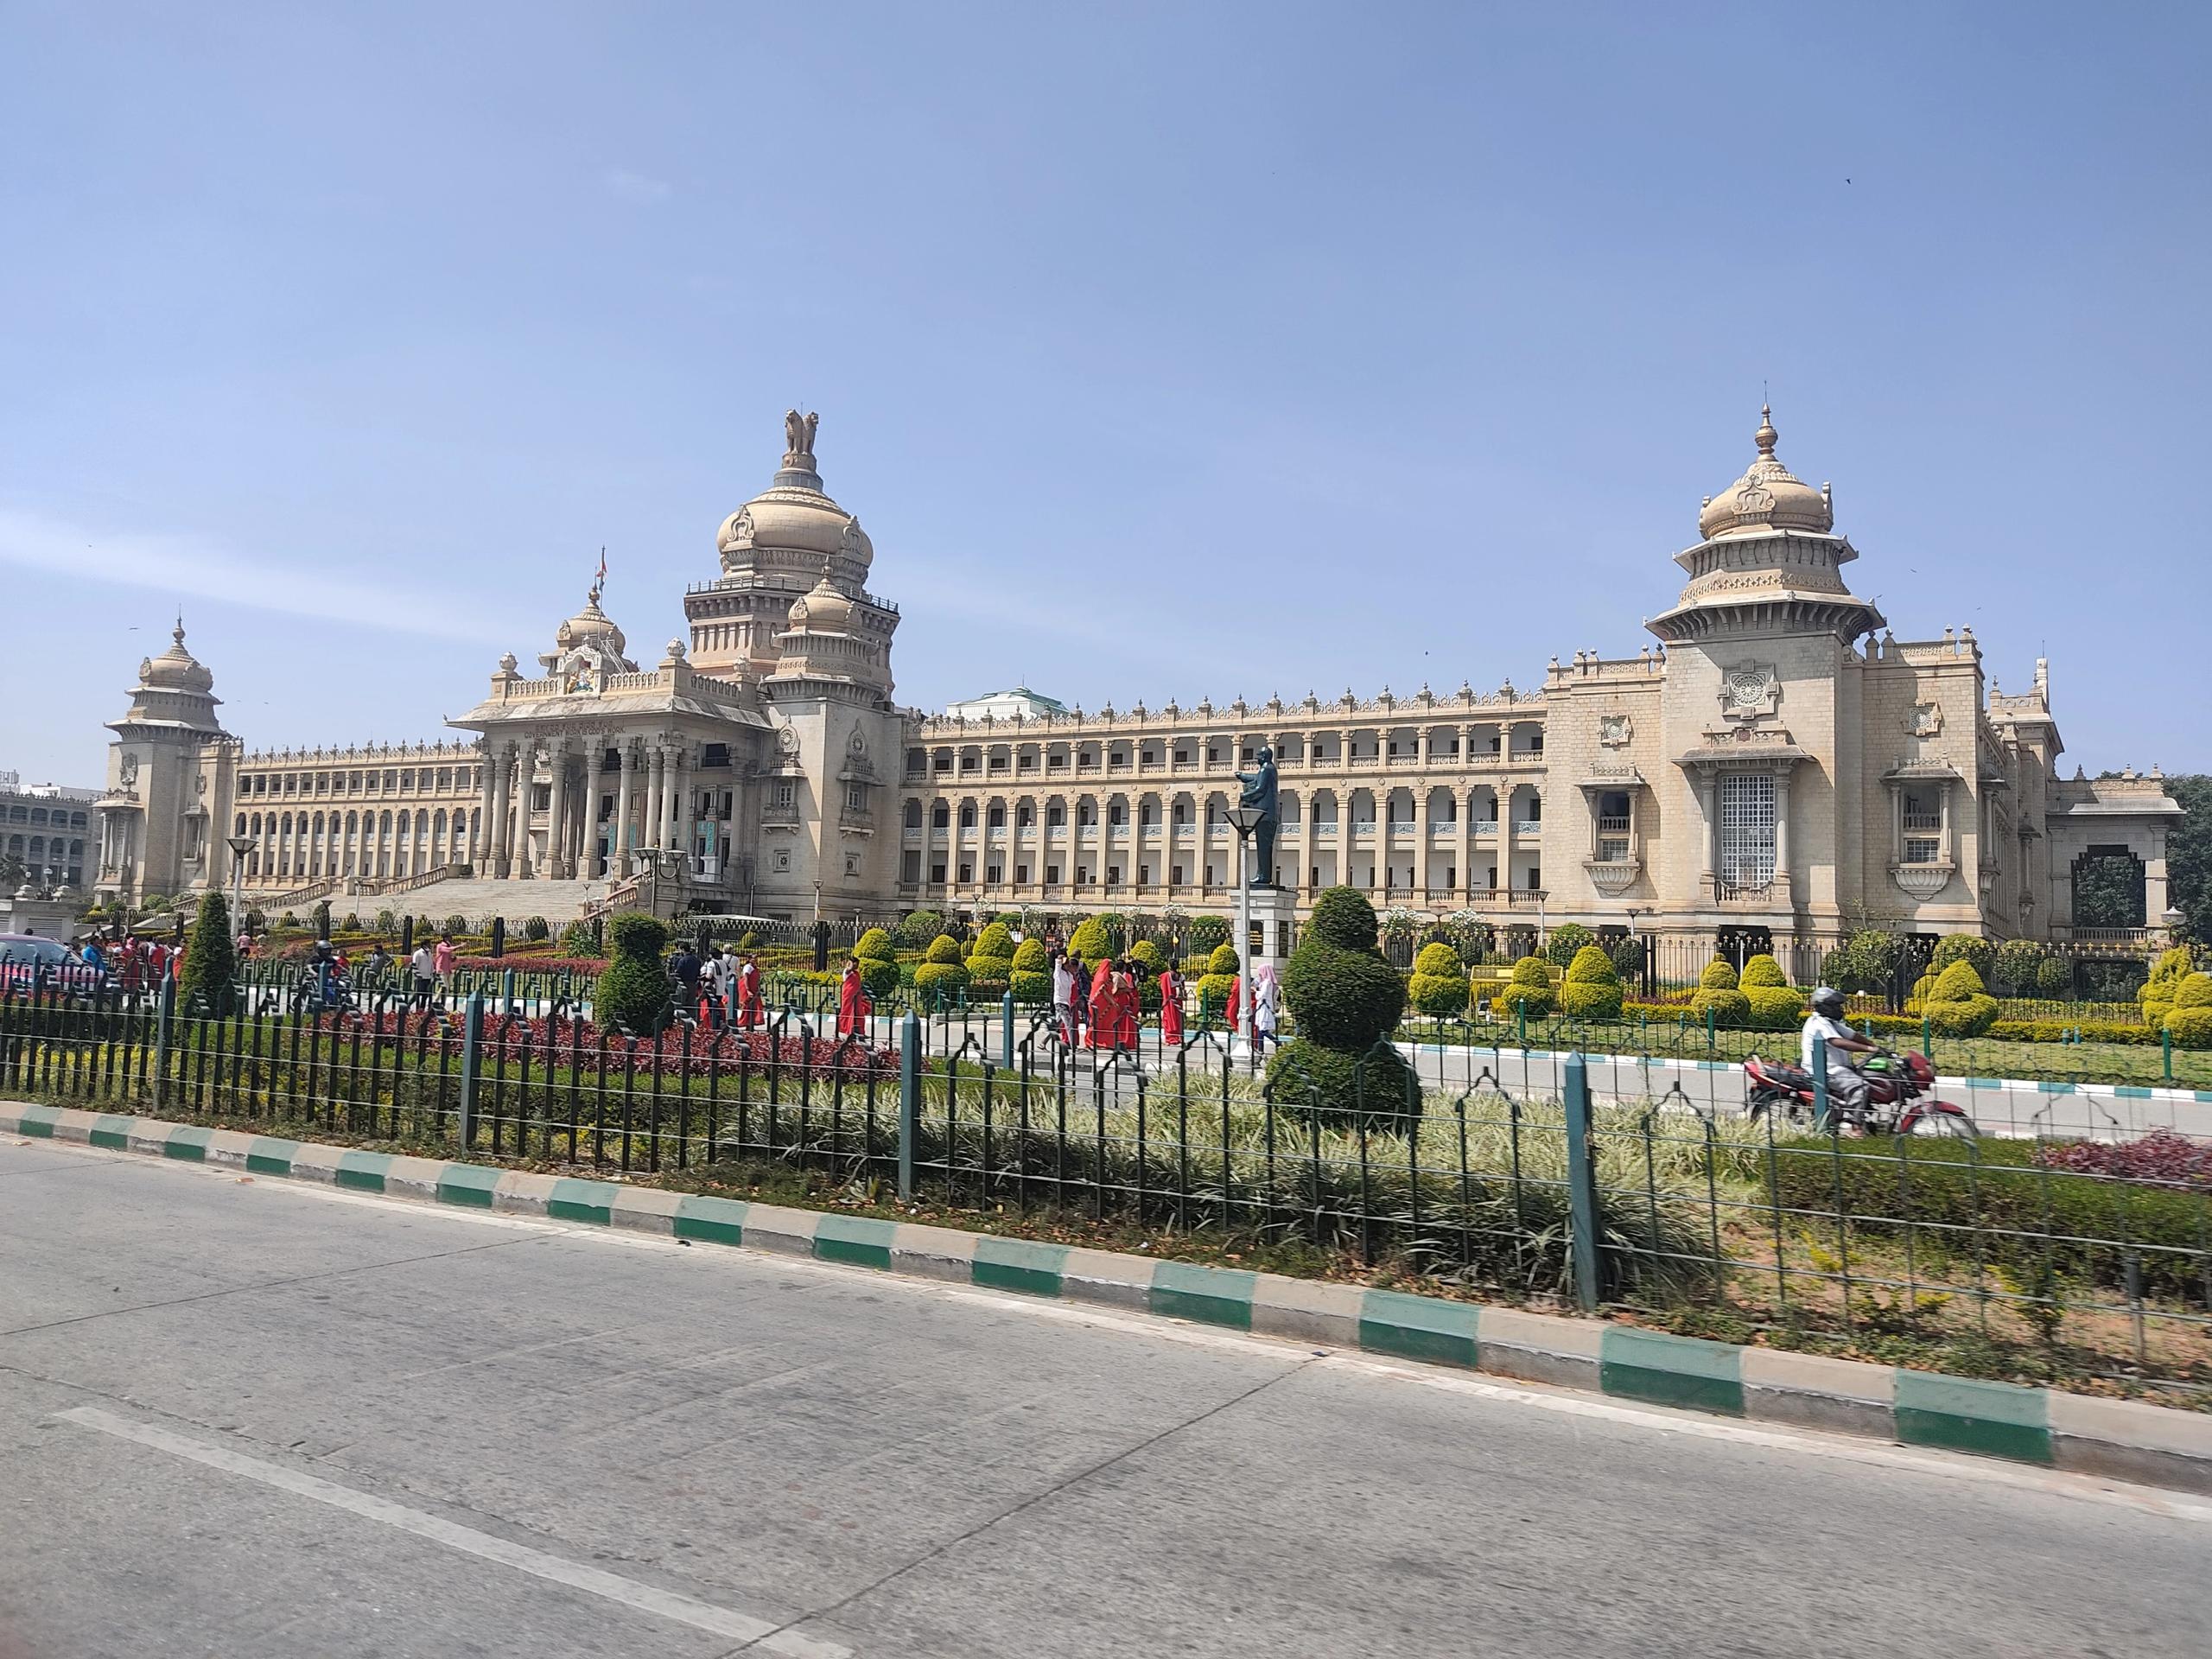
left=11, top=1099, right=2212, bottom=1496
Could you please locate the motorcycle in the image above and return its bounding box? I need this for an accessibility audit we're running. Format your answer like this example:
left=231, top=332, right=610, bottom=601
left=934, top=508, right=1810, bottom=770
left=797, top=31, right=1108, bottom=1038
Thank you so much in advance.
left=1744, top=1046, right=1978, bottom=1140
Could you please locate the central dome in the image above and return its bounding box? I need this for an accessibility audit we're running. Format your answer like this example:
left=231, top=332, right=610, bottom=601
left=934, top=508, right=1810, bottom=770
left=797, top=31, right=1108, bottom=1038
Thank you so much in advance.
left=715, top=410, right=874, bottom=581
left=1697, top=406, right=1834, bottom=540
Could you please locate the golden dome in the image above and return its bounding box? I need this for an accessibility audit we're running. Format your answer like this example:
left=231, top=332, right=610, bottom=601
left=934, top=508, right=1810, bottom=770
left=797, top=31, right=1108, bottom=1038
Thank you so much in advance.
left=138, top=621, right=214, bottom=695
left=554, top=591, right=626, bottom=657
left=1697, top=406, right=1834, bottom=541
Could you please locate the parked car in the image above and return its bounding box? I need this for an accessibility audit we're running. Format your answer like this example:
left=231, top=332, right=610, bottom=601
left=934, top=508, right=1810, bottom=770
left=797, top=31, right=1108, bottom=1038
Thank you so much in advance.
left=0, top=934, right=111, bottom=1001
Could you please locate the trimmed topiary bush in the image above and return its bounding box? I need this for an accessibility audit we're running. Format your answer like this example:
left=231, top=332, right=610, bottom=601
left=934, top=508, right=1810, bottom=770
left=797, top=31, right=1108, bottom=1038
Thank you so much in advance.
left=1185, top=914, right=1231, bottom=957
left=1068, top=916, right=1113, bottom=967
left=1205, top=942, right=1239, bottom=978
left=971, top=921, right=1016, bottom=961
left=855, top=925, right=902, bottom=996
left=1689, top=957, right=1750, bottom=1026
left=2164, top=972, right=2212, bottom=1049
left=1408, top=940, right=1470, bottom=1018
left=524, top=915, right=550, bottom=942
left=1009, top=936, right=1053, bottom=1004
left=2142, top=946, right=2196, bottom=1028
left=925, top=935, right=963, bottom=964
left=1923, top=959, right=2000, bottom=1036
left=913, top=958, right=970, bottom=1007
left=596, top=912, right=671, bottom=1034
left=1737, top=953, right=1804, bottom=1028
left=1267, top=887, right=1415, bottom=1130
left=855, top=926, right=896, bottom=961
left=1559, top=944, right=1624, bottom=1020
left=372, top=908, right=398, bottom=936
left=1495, top=955, right=1554, bottom=1019
left=1929, top=934, right=1995, bottom=984
left=898, top=909, right=945, bottom=948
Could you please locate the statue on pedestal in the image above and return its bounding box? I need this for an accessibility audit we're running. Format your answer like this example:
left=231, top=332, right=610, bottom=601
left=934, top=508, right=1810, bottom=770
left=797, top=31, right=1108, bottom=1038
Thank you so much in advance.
left=1235, top=745, right=1279, bottom=888
left=784, top=409, right=819, bottom=463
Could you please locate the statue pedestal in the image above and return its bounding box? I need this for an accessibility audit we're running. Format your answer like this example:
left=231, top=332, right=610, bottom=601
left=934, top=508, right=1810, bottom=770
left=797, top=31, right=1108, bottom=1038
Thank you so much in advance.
left=1246, top=887, right=1298, bottom=976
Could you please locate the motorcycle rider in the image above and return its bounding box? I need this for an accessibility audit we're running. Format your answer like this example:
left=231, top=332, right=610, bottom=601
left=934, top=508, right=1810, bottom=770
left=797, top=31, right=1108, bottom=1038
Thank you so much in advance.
left=1801, top=986, right=1878, bottom=1128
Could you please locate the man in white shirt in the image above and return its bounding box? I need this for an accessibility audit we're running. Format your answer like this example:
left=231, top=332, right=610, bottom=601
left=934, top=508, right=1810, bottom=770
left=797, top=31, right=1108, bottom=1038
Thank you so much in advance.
left=1051, top=950, right=1076, bottom=1046
left=1801, top=986, right=1877, bottom=1124
left=409, top=942, right=436, bottom=1011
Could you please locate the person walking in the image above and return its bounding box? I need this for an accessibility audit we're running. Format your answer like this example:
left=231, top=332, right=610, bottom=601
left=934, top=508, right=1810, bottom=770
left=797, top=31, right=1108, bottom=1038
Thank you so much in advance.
left=737, top=952, right=764, bottom=1030
left=1051, top=949, right=1076, bottom=1047
left=1249, top=961, right=1280, bottom=1059
left=1158, top=962, right=1184, bottom=1046
left=1086, top=954, right=1114, bottom=1050
left=1112, top=958, right=1140, bottom=1052
left=410, top=938, right=436, bottom=1011
left=431, top=931, right=456, bottom=1007
left=836, top=956, right=870, bottom=1039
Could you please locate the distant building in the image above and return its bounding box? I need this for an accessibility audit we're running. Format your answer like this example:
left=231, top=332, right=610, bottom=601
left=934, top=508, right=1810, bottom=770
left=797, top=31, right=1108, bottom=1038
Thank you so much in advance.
left=1, top=770, right=100, bottom=893
left=944, top=688, right=1071, bottom=722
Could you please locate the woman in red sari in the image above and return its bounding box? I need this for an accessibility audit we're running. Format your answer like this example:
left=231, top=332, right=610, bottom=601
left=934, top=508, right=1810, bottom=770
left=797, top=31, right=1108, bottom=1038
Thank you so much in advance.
left=736, top=953, right=764, bottom=1029
left=1087, top=956, right=1114, bottom=1049
left=836, top=957, right=870, bottom=1039
left=1158, top=964, right=1183, bottom=1046
left=1112, top=960, right=1140, bottom=1051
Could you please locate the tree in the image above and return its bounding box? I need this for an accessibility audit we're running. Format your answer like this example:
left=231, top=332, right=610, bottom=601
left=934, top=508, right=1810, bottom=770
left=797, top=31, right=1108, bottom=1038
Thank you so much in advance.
left=595, top=912, right=672, bottom=1034
left=2167, top=775, right=2211, bottom=946
left=0, top=852, right=27, bottom=892
left=1267, top=887, right=1416, bottom=1130
left=2072, top=850, right=2146, bottom=929
left=178, top=889, right=238, bottom=1015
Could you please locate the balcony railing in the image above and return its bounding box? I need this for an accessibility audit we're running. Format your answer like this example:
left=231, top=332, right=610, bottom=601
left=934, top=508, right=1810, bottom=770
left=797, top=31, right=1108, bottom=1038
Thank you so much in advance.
left=1427, top=819, right=1458, bottom=836
left=1472, top=821, right=1498, bottom=836
left=1388, top=821, right=1419, bottom=836
left=1902, top=813, right=1942, bottom=833
left=1515, top=819, right=1543, bottom=835
left=1596, top=816, right=1630, bottom=834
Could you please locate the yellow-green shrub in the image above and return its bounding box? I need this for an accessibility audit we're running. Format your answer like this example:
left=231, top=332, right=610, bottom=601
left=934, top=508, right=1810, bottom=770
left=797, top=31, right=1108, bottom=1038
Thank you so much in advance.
left=1494, top=955, right=1554, bottom=1019
left=1558, top=944, right=1623, bottom=1020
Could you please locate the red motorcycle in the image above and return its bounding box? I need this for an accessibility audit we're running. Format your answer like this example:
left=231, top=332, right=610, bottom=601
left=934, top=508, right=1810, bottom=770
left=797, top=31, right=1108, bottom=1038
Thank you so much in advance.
left=1744, top=1046, right=1978, bottom=1140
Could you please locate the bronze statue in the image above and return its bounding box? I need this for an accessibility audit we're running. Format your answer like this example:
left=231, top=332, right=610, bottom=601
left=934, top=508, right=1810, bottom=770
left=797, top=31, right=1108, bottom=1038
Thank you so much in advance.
left=1235, top=745, right=1279, bottom=888
left=784, top=409, right=819, bottom=461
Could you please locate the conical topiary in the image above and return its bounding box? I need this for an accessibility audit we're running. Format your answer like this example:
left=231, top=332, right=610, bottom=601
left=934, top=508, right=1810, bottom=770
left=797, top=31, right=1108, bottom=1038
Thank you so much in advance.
left=178, top=889, right=238, bottom=1015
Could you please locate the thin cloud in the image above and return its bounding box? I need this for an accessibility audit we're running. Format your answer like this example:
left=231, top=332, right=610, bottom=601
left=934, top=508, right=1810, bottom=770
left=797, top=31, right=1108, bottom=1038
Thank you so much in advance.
left=601, top=166, right=672, bottom=204
left=0, top=506, right=501, bottom=644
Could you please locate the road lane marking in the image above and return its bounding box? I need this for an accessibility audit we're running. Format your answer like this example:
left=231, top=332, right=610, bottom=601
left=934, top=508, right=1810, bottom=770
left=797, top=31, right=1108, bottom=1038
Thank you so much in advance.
left=55, top=1406, right=850, bottom=1657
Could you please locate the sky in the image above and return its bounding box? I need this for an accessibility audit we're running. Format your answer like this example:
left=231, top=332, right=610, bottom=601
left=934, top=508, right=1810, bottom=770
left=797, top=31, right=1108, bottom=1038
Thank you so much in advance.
left=2, top=1, right=2207, bottom=785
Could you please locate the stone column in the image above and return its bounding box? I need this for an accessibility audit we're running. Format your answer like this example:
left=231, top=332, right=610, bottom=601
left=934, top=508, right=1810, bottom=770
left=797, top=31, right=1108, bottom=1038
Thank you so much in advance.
left=613, top=741, right=637, bottom=877
left=514, top=740, right=537, bottom=880
left=642, top=746, right=664, bottom=855
left=488, top=742, right=512, bottom=879
left=545, top=737, right=569, bottom=880
left=1773, top=768, right=1792, bottom=893
left=1698, top=774, right=1719, bottom=887
left=1457, top=794, right=1473, bottom=902
left=663, top=744, right=686, bottom=855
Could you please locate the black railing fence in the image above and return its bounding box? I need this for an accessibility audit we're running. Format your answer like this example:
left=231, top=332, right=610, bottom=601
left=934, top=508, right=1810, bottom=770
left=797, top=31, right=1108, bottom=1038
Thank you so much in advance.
left=5, top=975, right=2208, bottom=1399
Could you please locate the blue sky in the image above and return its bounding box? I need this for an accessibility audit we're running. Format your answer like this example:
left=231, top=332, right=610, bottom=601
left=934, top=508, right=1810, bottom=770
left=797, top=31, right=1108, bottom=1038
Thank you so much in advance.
left=3, top=2, right=2206, bottom=784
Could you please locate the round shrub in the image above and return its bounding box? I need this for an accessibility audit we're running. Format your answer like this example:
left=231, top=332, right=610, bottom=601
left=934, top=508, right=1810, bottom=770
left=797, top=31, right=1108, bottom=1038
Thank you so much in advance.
left=1558, top=944, right=1623, bottom=1020
left=857, top=954, right=901, bottom=999
left=1185, top=914, right=1231, bottom=957
left=1688, top=957, right=1748, bottom=1024
left=1206, top=943, right=1240, bottom=977
left=1265, top=1039, right=1421, bottom=1133
left=971, top=921, right=1016, bottom=962
left=2163, top=971, right=2212, bottom=1046
left=913, top=960, right=971, bottom=1007
left=737, top=929, right=761, bottom=950
left=1745, top=986, right=1806, bottom=1028
left=2174, top=972, right=2212, bottom=1009
left=899, top=910, right=945, bottom=948
left=855, top=926, right=896, bottom=961
left=1128, top=939, right=1167, bottom=1011
left=966, top=957, right=1012, bottom=996
left=1930, top=934, right=1995, bottom=983
left=1699, top=958, right=1739, bottom=990
left=1494, top=956, right=1554, bottom=1019
left=925, top=934, right=963, bottom=965
left=1009, top=936, right=1053, bottom=1004
left=2035, top=955, right=2071, bottom=997
left=1068, top=916, right=1113, bottom=966
left=595, top=912, right=671, bottom=1034
left=1923, top=959, right=1999, bottom=1036
left=2142, top=946, right=2195, bottom=1026
left=1738, top=953, right=1787, bottom=988
left=1408, top=940, right=1470, bottom=1018
left=524, top=915, right=550, bottom=943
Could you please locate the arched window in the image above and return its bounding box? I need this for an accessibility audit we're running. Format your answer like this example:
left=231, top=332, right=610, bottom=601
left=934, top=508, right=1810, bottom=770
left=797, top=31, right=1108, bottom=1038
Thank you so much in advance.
left=904, top=799, right=924, bottom=829
left=958, top=803, right=976, bottom=829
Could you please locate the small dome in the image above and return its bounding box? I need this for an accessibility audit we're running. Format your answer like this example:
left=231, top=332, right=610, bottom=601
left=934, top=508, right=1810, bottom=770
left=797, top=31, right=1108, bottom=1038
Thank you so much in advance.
left=554, top=591, right=626, bottom=658
left=785, top=575, right=857, bottom=633
left=1697, top=406, right=1834, bottom=540
left=139, top=621, right=214, bottom=694
left=715, top=412, right=873, bottom=574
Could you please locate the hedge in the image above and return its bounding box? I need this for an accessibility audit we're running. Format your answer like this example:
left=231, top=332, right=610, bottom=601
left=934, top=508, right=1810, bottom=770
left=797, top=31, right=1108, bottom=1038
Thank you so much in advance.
left=913, top=961, right=970, bottom=1005
left=924, top=934, right=963, bottom=965
left=1765, top=1134, right=2212, bottom=1305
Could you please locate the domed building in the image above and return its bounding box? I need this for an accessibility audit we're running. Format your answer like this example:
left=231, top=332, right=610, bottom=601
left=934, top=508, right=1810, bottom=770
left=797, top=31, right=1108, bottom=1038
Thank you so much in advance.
left=99, top=404, right=2183, bottom=965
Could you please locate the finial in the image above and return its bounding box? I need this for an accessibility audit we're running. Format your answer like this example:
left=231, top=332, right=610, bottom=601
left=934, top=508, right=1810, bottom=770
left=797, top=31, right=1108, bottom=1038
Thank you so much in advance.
left=1754, top=404, right=1777, bottom=457
left=173, top=610, right=186, bottom=647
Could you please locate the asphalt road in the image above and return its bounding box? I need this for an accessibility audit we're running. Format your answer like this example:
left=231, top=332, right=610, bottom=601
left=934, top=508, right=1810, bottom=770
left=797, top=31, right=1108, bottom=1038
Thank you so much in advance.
left=2, top=1139, right=2208, bottom=1659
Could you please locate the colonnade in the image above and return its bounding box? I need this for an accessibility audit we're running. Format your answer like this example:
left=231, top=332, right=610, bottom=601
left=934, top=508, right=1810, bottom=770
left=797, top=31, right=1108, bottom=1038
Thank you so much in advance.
left=475, top=733, right=699, bottom=882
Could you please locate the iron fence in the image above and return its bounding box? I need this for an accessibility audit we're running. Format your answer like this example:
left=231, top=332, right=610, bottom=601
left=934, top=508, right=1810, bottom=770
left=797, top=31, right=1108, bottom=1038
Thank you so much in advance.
left=6, top=978, right=2208, bottom=1400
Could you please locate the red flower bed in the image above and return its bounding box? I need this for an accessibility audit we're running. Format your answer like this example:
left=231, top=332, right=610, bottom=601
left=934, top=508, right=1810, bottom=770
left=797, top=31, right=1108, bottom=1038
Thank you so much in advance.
left=2032, top=1129, right=2212, bottom=1191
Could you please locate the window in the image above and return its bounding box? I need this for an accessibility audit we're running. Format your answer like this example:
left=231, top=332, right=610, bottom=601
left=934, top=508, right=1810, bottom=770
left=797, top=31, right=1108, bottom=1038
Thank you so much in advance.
left=1173, top=864, right=1185, bottom=884
left=702, top=743, right=730, bottom=768
left=959, top=803, right=976, bottom=828
left=1015, top=863, right=1028, bottom=881
left=931, top=801, right=950, bottom=829
left=988, top=804, right=1005, bottom=828
left=957, top=861, right=972, bottom=883
left=846, top=782, right=866, bottom=812
left=902, top=850, right=922, bottom=881
left=931, top=861, right=947, bottom=882
left=1902, top=787, right=1942, bottom=863
left=1108, top=802, right=1126, bottom=825
left=1046, top=864, right=1060, bottom=884
left=987, top=862, right=1002, bottom=881
left=904, top=799, right=924, bottom=829
left=774, top=781, right=795, bottom=809
left=844, top=852, right=861, bottom=876
left=1525, top=863, right=1542, bottom=889
left=1016, top=804, right=1033, bottom=827
left=1718, top=773, right=1777, bottom=890
left=1046, top=804, right=1065, bottom=828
